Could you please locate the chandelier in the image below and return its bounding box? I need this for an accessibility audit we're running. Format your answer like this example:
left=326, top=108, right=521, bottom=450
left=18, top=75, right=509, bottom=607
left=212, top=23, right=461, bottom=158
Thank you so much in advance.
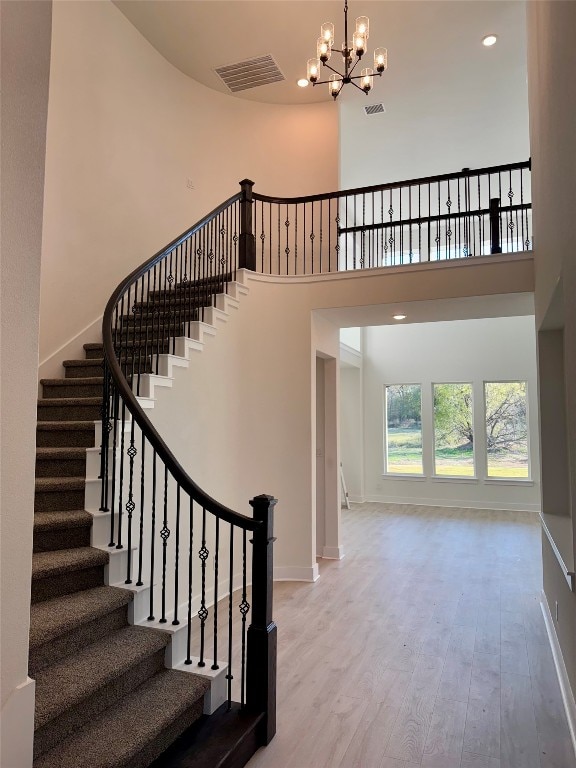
left=306, top=0, right=388, bottom=99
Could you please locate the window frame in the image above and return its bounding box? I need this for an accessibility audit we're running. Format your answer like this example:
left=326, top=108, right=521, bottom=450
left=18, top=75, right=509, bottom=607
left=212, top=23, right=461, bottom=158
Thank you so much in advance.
left=383, top=382, right=424, bottom=477
left=483, top=379, right=531, bottom=481
left=431, top=381, right=477, bottom=480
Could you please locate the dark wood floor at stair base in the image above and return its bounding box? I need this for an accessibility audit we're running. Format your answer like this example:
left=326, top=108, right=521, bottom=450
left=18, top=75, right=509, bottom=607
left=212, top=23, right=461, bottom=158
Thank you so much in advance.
left=150, top=703, right=264, bottom=768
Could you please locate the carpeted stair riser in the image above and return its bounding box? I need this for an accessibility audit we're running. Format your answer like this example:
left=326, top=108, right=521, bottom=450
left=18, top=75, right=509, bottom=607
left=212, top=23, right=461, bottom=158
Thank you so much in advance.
left=29, top=604, right=129, bottom=675
left=35, top=450, right=87, bottom=478
left=37, top=399, right=102, bottom=422
left=126, top=699, right=205, bottom=768
left=35, top=484, right=85, bottom=513
left=32, top=566, right=105, bottom=604
left=36, top=423, right=95, bottom=448
left=41, top=378, right=104, bottom=398
left=34, top=649, right=166, bottom=759
left=117, top=320, right=186, bottom=336
left=34, top=524, right=91, bottom=553
left=64, top=360, right=104, bottom=378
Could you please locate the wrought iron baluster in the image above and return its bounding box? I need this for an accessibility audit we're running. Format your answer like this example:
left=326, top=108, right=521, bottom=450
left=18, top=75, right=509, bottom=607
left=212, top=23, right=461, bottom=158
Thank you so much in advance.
left=212, top=517, right=220, bottom=670
left=198, top=506, right=208, bottom=667
left=109, top=387, right=119, bottom=547
left=159, top=466, right=170, bottom=623
left=116, top=400, right=127, bottom=550
left=227, top=524, right=234, bottom=710
left=172, top=484, right=181, bottom=625
left=125, top=419, right=137, bottom=582
left=136, top=432, right=145, bottom=586
left=240, top=529, right=249, bottom=707
left=147, top=450, right=157, bottom=621
left=185, top=496, right=194, bottom=665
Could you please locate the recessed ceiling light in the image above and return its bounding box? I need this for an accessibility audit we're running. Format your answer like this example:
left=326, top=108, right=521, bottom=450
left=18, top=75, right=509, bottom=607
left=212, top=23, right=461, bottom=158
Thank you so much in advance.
left=393, top=314, right=407, bottom=321
left=297, top=78, right=309, bottom=88
left=482, top=34, right=497, bottom=47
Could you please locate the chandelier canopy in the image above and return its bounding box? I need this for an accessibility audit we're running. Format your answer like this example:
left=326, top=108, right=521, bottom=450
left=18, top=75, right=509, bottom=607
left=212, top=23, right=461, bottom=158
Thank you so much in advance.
left=306, top=0, right=388, bottom=99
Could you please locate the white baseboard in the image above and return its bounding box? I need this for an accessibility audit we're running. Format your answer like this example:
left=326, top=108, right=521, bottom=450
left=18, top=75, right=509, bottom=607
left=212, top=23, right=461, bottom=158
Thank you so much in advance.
left=348, top=495, right=365, bottom=504
left=364, top=494, right=541, bottom=512
left=1, top=676, right=35, bottom=768
left=540, top=591, right=576, bottom=756
left=274, top=564, right=319, bottom=582
left=322, top=545, right=345, bottom=560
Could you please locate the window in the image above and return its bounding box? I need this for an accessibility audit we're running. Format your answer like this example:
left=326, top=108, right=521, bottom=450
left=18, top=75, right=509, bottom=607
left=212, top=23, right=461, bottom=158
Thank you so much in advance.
left=484, top=381, right=529, bottom=478
left=385, top=384, right=423, bottom=474
left=433, top=383, right=475, bottom=476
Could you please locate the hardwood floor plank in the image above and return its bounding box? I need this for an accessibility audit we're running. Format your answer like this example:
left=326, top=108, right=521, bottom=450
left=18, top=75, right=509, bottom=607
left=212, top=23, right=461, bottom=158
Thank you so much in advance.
left=500, top=672, right=540, bottom=768
left=423, top=696, right=467, bottom=758
left=463, top=666, right=501, bottom=759
left=461, top=753, right=501, bottom=767
left=526, top=639, right=576, bottom=768
left=384, top=655, right=444, bottom=763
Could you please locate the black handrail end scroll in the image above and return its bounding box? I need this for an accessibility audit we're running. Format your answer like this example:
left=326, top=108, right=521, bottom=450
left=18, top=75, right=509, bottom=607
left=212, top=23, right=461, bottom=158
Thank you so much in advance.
left=246, top=494, right=277, bottom=746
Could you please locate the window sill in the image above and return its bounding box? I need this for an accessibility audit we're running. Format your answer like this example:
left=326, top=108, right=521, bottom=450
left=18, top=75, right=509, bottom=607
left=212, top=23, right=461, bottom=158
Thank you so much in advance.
left=382, top=473, right=426, bottom=481
left=431, top=475, right=479, bottom=484
left=484, top=477, right=534, bottom=486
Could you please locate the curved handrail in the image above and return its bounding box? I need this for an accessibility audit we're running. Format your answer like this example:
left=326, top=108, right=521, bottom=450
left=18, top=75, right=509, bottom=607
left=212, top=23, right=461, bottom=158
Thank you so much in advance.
left=252, top=159, right=531, bottom=205
left=102, top=192, right=260, bottom=531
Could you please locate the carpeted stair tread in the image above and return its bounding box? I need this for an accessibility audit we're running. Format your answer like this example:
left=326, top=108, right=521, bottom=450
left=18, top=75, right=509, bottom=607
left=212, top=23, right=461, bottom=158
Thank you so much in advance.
left=34, top=510, right=92, bottom=530
left=37, top=420, right=95, bottom=431
left=83, top=343, right=103, bottom=352
left=32, top=547, right=109, bottom=580
left=35, top=476, right=86, bottom=493
left=41, top=376, right=103, bottom=385
left=64, top=358, right=104, bottom=367
left=38, top=396, right=102, bottom=407
left=36, top=446, right=88, bottom=460
left=33, top=669, right=209, bottom=768
left=34, top=625, right=171, bottom=730
left=29, top=585, right=132, bottom=650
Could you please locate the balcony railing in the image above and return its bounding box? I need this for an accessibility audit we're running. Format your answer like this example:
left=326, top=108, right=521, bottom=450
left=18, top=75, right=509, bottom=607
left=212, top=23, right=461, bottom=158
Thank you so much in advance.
left=238, top=160, right=532, bottom=275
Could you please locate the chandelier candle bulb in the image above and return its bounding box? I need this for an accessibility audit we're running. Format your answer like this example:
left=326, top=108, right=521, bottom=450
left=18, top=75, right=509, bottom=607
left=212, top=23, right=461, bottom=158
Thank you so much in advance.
left=317, top=37, right=331, bottom=63
left=307, top=58, right=320, bottom=83
left=374, top=47, right=387, bottom=72
left=361, top=67, right=373, bottom=92
left=329, top=73, right=341, bottom=98
left=353, top=31, right=367, bottom=56
left=321, top=22, right=335, bottom=46
left=355, top=16, right=369, bottom=39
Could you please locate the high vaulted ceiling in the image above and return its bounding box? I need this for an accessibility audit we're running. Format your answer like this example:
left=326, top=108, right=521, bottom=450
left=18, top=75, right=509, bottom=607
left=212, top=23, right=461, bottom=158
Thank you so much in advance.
left=114, top=1, right=527, bottom=106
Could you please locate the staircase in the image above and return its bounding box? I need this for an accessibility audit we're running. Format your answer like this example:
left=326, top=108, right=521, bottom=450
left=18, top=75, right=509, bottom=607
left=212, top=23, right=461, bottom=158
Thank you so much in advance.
left=30, top=280, right=237, bottom=767
left=33, top=355, right=210, bottom=767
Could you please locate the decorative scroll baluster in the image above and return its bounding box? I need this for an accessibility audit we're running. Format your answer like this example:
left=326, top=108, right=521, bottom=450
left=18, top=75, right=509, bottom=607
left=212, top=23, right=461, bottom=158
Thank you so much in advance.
left=159, top=466, right=170, bottom=624
left=148, top=450, right=157, bottom=621
left=125, top=421, right=136, bottom=582
left=185, top=496, right=194, bottom=665
left=198, top=506, right=208, bottom=667
left=136, top=431, right=145, bottom=587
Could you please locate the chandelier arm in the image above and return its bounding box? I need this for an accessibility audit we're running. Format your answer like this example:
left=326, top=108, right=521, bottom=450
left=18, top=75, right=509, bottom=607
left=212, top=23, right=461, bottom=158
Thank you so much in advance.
left=350, top=79, right=368, bottom=94
left=349, top=70, right=384, bottom=82
left=347, top=56, right=362, bottom=77
left=322, top=62, right=344, bottom=78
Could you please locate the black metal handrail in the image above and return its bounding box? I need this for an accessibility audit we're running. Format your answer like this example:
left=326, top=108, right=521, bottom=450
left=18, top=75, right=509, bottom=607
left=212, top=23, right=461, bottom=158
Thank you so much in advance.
left=100, top=191, right=277, bottom=742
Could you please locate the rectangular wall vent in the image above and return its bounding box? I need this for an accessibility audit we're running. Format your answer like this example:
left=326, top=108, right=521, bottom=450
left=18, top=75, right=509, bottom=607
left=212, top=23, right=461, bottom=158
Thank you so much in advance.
left=215, top=55, right=285, bottom=93
left=364, top=103, right=386, bottom=116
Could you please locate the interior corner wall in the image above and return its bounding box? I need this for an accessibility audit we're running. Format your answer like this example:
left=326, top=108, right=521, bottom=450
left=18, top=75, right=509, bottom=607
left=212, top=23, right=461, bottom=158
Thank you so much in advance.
left=340, top=365, right=364, bottom=502
left=1, top=2, right=52, bottom=765
left=527, top=0, right=576, bottom=699
left=39, top=0, right=338, bottom=375
left=361, top=316, right=541, bottom=511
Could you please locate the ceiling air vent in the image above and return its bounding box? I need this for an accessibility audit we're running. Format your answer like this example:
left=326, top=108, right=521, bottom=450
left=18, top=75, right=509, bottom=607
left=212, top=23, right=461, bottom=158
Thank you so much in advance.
left=214, top=55, right=285, bottom=93
left=364, top=103, right=386, bottom=116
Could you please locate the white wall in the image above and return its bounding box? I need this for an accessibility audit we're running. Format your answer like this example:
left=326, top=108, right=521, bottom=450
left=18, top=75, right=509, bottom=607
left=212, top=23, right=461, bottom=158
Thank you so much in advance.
left=40, top=0, right=338, bottom=377
left=144, top=255, right=534, bottom=582
left=339, top=1, right=529, bottom=188
left=361, top=316, right=540, bottom=511
left=527, top=0, right=576, bottom=699
left=1, top=2, right=52, bottom=765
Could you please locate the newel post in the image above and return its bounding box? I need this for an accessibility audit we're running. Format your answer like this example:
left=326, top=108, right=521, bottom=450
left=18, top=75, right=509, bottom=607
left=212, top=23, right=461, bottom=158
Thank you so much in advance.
left=489, top=197, right=502, bottom=254
left=247, top=493, right=277, bottom=745
left=239, top=179, right=256, bottom=271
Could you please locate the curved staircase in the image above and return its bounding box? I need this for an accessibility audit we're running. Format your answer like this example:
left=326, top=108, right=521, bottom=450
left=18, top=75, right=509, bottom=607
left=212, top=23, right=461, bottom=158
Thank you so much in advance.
left=30, top=273, right=253, bottom=767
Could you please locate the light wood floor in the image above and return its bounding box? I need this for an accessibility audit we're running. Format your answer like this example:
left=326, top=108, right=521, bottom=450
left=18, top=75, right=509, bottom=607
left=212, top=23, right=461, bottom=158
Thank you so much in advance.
left=246, top=502, right=576, bottom=768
